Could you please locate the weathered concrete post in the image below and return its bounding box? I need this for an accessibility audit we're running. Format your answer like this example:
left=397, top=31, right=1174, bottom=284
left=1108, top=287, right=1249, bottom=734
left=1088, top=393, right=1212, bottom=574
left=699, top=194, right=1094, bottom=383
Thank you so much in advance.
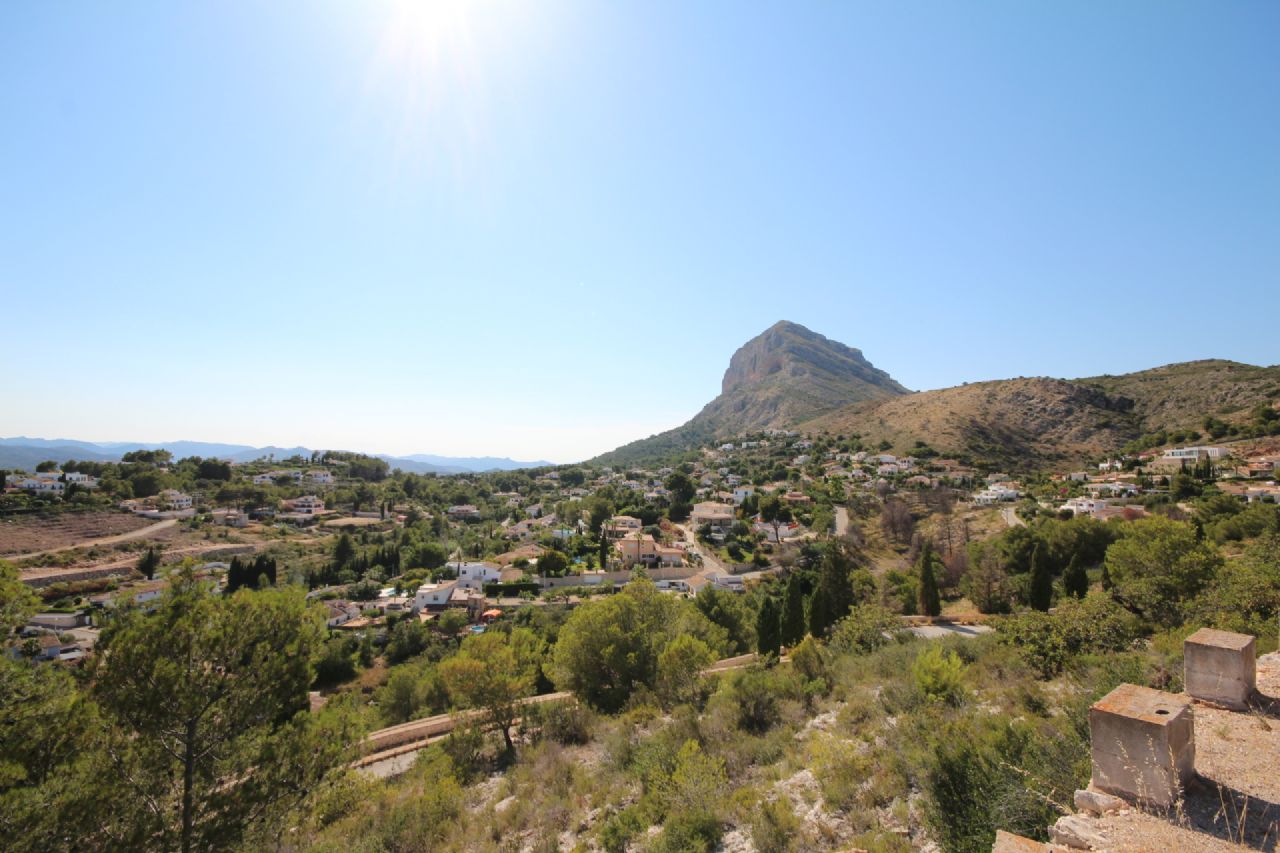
left=1089, top=683, right=1194, bottom=807
left=1184, top=627, right=1255, bottom=710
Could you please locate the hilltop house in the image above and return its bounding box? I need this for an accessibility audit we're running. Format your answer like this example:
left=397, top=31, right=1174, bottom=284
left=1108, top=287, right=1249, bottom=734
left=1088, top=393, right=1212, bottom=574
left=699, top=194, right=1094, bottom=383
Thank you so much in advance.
left=972, top=484, right=1020, bottom=505
left=696, top=499, right=737, bottom=525
left=455, top=561, right=503, bottom=590
left=290, top=495, right=325, bottom=515
left=1059, top=496, right=1110, bottom=517
left=1151, top=446, right=1232, bottom=471
left=603, top=515, right=643, bottom=540
left=160, top=489, right=193, bottom=510
left=325, top=600, right=361, bottom=628
left=413, top=580, right=461, bottom=612
left=447, top=504, right=482, bottom=521
left=614, top=531, right=684, bottom=568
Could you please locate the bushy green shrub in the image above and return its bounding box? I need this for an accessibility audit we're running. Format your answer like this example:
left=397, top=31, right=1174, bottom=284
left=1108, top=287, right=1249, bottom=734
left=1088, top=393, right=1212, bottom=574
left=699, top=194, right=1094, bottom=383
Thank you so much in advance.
left=655, top=809, right=720, bottom=852
left=599, top=805, right=645, bottom=853
left=925, top=715, right=1086, bottom=853
left=829, top=604, right=899, bottom=656
left=727, top=668, right=786, bottom=733
left=750, top=797, right=799, bottom=853
left=912, top=645, right=966, bottom=705
left=525, top=699, right=594, bottom=745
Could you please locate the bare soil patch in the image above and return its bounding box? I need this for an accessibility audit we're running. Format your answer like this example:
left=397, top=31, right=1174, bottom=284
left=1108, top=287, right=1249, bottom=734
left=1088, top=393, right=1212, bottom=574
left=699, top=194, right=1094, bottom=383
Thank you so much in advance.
left=0, top=511, right=155, bottom=557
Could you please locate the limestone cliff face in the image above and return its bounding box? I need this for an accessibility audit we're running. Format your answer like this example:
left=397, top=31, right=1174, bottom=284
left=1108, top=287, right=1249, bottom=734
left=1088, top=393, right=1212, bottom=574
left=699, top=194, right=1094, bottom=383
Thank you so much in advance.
left=593, top=321, right=908, bottom=465
left=707, top=321, right=909, bottom=433
left=721, top=321, right=908, bottom=397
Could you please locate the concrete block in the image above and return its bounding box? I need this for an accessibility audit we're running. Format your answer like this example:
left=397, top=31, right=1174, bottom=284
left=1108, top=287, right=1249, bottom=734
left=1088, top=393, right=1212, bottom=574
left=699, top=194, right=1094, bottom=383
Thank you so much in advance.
left=1184, top=627, right=1255, bottom=710
left=1089, top=683, right=1194, bottom=807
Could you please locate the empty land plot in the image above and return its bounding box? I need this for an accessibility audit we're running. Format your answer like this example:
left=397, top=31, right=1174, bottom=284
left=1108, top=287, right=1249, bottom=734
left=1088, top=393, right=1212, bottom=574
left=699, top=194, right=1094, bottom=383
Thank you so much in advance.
left=0, top=511, right=157, bottom=557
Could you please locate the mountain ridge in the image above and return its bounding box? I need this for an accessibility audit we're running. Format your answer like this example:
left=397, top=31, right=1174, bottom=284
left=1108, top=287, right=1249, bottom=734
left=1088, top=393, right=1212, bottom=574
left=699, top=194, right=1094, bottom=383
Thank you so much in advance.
left=803, top=358, right=1280, bottom=468
left=595, top=323, right=1280, bottom=469
left=0, top=437, right=552, bottom=475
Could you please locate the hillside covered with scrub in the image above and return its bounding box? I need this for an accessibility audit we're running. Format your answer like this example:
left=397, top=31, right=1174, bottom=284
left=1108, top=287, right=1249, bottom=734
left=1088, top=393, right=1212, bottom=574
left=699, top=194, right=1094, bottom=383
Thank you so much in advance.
left=4, top=495, right=1278, bottom=852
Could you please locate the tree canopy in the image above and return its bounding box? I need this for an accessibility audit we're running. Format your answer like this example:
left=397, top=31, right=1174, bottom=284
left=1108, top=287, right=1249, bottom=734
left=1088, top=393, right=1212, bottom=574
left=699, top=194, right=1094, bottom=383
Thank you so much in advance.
left=90, top=574, right=350, bottom=852
left=1103, top=516, right=1222, bottom=627
left=552, top=579, right=727, bottom=712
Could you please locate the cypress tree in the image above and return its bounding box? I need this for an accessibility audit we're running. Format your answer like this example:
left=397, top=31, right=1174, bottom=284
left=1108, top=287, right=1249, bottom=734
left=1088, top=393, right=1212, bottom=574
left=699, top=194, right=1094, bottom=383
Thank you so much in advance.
left=781, top=574, right=807, bottom=647
left=756, top=597, right=781, bottom=657
left=917, top=541, right=942, bottom=618
left=806, top=590, right=830, bottom=639
left=1062, top=554, right=1088, bottom=599
left=137, top=547, right=161, bottom=581
left=808, top=541, right=856, bottom=638
left=226, top=557, right=246, bottom=594
left=333, top=533, right=355, bottom=570
left=1028, top=544, right=1052, bottom=611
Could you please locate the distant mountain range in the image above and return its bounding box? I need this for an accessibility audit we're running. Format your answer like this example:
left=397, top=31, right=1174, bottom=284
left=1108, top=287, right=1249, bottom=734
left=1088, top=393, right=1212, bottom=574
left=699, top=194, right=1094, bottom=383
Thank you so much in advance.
left=0, top=438, right=551, bottom=475
left=595, top=321, right=1280, bottom=469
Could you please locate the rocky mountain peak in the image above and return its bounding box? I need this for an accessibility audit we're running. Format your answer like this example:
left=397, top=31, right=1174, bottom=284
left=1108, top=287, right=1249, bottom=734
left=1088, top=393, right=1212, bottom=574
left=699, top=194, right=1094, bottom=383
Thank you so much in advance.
left=721, top=321, right=907, bottom=396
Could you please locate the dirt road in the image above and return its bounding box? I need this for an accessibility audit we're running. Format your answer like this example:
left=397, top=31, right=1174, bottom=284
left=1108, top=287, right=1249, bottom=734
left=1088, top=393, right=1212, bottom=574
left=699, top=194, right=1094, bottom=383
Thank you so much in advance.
left=19, top=540, right=258, bottom=586
left=835, top=506, right=850, bottom=537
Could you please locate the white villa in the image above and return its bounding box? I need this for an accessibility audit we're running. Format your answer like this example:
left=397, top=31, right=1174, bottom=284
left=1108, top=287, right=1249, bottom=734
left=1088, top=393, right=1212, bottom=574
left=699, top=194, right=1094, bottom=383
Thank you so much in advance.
left=413, top=580, right=461, bottom=612
left=160, top=489, right=193, bottom=510
left=455, top=561, right=503, bottom=590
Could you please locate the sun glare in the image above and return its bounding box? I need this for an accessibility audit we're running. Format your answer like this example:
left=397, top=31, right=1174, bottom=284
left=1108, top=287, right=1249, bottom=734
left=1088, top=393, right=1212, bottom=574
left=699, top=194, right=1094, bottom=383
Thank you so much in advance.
left=363, top=0, right=490, bottom=176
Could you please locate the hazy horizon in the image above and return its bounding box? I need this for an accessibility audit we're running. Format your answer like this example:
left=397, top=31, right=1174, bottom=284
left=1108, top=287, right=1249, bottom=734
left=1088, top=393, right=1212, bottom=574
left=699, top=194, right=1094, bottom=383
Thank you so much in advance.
left=3, top=2, right=1277, bottom=461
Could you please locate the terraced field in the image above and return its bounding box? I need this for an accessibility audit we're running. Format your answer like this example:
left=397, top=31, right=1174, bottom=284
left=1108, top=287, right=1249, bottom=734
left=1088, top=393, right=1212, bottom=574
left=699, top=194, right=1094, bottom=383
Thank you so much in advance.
left=0, top=511, right=156, bottom=557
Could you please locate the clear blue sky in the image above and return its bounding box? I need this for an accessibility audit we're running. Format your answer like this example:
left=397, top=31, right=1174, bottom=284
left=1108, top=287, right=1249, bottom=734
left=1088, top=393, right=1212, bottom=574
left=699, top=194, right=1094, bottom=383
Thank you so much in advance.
left=2, top=1, right=1277, bottom=463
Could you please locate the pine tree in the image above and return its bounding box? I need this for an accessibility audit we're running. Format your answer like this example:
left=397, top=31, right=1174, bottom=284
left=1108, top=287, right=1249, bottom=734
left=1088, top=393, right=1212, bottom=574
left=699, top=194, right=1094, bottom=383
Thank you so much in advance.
left=917, top=541, right=941, bottom=618
left=1062, top=554, right=1088, bottom=599
left=756, top=596, right=781, bottom=657
left=780, top=574, right=806, bottom=647
left=1028, top=543, right=1052, bottom=611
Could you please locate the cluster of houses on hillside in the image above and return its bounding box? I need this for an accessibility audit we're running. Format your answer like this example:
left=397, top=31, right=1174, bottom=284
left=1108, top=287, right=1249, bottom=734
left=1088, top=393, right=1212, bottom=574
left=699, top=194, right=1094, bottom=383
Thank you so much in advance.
left=4, top=470, right=99, bottom=495
left=1039, top=444, right=1280, bottom=519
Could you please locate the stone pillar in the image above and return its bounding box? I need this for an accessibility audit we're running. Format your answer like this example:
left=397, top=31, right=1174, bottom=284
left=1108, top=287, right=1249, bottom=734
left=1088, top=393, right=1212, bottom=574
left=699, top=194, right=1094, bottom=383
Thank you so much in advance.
left=1184, top=627, right=1255, bottom=710
left=1089, top=683, right=1195, bottom=807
